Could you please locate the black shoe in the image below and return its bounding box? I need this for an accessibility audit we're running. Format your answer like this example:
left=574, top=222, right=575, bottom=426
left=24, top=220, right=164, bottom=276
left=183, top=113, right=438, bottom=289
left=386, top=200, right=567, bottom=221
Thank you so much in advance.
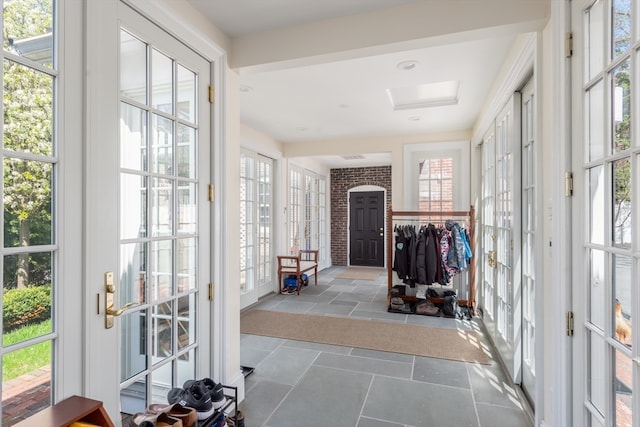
left=168, top=383, right=214, bottom=420
left=184, top=378, right=227, bottom=409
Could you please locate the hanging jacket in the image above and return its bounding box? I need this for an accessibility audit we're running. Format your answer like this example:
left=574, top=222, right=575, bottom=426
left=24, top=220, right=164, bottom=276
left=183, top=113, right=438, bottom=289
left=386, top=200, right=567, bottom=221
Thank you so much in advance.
left=424, top=223, right=440, bottom=284
left=415, top=226, right=427, bottom=285
left=393, top=226, right=409, bottom=279
left=445, top=219, right=467, bottom=271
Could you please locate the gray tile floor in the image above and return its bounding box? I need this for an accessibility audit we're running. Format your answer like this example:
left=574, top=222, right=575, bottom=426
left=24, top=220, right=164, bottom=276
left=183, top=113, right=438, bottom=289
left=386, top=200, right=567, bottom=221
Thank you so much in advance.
left=239, top=267, right=533, bottom=427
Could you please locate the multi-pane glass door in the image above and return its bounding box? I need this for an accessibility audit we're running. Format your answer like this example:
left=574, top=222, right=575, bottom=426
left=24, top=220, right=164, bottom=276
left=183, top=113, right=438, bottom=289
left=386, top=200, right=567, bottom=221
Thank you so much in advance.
left=117, top=8, right=210, bottom=414
left=521, top=78, right=536, bottom=402
left=481, top=126, right=497, bottom=322
left=575, top=0, right=638, bottom=425
left=481, top=93, right=525, bottom=385
left=240, top=151, right=274, bottom=307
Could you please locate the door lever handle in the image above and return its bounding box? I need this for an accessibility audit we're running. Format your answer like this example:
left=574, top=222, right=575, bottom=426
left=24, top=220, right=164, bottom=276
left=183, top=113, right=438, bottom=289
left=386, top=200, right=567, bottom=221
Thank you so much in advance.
left=104, top=272, right=138, bottom=329
left=106, top=301, right=136, bottom=317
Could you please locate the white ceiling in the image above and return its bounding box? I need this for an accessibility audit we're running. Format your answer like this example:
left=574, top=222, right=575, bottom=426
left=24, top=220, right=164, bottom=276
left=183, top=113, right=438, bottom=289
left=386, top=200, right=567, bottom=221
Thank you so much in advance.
left=185, top=0, right=543, bottom=167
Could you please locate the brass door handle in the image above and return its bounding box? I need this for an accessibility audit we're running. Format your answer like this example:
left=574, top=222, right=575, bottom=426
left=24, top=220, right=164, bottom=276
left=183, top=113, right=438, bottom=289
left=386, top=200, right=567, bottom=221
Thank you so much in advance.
left=488, top=250, right=497, bottom=268
left=106, top=301, right=136, bottom=317
left=104, top=272, right=139, bottom=329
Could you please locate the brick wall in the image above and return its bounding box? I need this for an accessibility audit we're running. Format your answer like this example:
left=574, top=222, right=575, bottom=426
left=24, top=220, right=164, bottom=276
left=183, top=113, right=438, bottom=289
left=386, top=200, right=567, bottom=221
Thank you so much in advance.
left=330, top=166, right=392, bottom=266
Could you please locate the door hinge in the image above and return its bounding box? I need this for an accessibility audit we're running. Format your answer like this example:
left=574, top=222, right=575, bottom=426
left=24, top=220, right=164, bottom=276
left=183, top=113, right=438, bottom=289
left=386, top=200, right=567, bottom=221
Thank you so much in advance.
left=565, top=172, right=573, bottom=197
left=208, top=283, right=214, bottom=301
left=208, top=184, right=214, bottom=202
left=208, top=85, right=214, bottom=104
left=565, top=32, right=573, bottom=58
left=567, top=311, right=574, bottom=336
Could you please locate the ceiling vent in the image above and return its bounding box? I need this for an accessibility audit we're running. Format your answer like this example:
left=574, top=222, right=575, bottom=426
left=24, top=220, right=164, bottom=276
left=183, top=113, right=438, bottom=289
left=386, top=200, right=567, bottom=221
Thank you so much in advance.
left=387, top=80, right=460, bottom=111
left=341, top=154, right=365, bottom=160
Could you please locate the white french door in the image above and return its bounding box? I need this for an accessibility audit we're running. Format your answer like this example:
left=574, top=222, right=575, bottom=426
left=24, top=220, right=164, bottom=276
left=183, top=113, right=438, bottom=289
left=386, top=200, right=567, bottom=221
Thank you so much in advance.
left=481, top=125, right=497, bottom=325
left=520, top=78, right=536, bottom=403
left=572, top=0, right=639, bottom=425
left=85, top=2, right=211, bottom=418
left=240, top=150, right=274, bottom=308
left=482, top=96, right=522, bottom=382
left=481, top=88, right=538, bottom=399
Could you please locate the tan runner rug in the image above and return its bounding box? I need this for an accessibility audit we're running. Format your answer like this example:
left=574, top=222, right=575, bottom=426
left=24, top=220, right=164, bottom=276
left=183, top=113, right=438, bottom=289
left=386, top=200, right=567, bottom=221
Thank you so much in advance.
left=241, top=309, right=490, bottom=364
left=335, top=267, right=383, bottom=280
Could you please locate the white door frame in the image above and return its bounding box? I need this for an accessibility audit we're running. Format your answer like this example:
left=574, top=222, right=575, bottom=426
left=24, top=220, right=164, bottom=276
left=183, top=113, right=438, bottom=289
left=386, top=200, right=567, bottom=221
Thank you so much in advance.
left=84, top=0, right=228, bottom=418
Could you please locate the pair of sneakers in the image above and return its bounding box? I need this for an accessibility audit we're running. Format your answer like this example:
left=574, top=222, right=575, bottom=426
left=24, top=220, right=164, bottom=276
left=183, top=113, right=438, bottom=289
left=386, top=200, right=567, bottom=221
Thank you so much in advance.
left=168, top=378, right=227, bottom=420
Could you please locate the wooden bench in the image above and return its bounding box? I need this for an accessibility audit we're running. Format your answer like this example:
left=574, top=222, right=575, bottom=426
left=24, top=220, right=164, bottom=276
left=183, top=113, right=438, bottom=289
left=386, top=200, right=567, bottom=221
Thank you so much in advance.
left=277, top=250, right=319, bottom=295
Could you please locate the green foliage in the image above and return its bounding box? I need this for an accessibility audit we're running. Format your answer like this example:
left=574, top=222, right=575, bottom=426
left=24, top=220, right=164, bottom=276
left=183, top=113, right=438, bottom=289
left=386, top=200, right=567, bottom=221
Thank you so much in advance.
left=3, top=0, right=53, bottom=49
left=2, top=323, right=51, bottom=381
left=2, top=285, right=51, bottom=331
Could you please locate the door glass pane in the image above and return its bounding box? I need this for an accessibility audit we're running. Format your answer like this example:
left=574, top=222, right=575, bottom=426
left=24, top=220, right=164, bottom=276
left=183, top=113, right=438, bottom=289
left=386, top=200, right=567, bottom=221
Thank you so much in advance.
left=120, top=31, right=147, bottom=104
left=612, top=158, right=632, bottom=248
left=612, top=0, right=631, bottom=59
left=151, top=240, right=173, bottom=300
left=2, top=253, right=53, bottom=346
left=121, top=309, right=147, bottom=381
left=614, top=349, right=633, bottom=426
left=152, top=302, right=172, bottom=361
left=589, top=249, right=606, bottom=330
left=176, top=238, right=196, bottom=293
left=177, top=294, right=194, bottom=349
left=177, top=182, right=196, bottom=233
left=120, top=174, right=147, bottom=240
left=3, top=0, right=53, bottom=68
left=586, top=0, right=604, bottom=82
left=177, top=65, right=196, bottom=123
left=3, top=159, right=53, bottom=246
left=589, top=166, right=605, bottom=244
left=177, top=124, right=195, bottom=179
left=152, top=49, right=173, bottom=114
left=121, top=103, right=148, bottom=171
left=2, top=342, right=51, bottom=424
left=613, top=255, right=632, bottom=347
left=588, top=331, right=607, bottom=415
left=120, top=375, right=147, bottom=414
left=151, top=177, right=174, bottom=237
left=152, top=114, right=173, bottom=175
left=588, top=81, right=604, bottom=161
left=176, top=349, right=195, bottom=390
left=3, top=61, right=53, bottom=156
left=612, top=60, right=631, bottom=154
left=120, top=242, right=147, bottom=305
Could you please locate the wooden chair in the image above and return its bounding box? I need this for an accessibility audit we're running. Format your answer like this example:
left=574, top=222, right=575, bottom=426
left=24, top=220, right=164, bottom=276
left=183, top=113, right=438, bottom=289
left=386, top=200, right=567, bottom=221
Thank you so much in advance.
left=277, top=250, right=319, bottom=295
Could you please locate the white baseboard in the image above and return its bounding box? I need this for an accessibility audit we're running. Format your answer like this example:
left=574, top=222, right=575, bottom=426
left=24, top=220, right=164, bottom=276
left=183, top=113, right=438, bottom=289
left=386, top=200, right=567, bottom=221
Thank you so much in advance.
left=225, top=369, right=246, bottom=405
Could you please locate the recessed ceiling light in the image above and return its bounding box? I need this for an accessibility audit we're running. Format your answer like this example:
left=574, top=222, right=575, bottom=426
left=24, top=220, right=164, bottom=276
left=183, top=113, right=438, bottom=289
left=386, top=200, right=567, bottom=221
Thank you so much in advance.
left=239, top=85, right=253, bottom=92
left=397, top=60, right=419, bottom=71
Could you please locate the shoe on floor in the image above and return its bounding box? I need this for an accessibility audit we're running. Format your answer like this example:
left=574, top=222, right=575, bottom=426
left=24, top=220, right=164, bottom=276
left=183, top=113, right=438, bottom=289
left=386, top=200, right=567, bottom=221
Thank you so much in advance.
left=183, top=378, right=227, bottom=410
left=155, top=413, right=183, bottom=427
left=168, top=383, right=214, bottom=420
left=132, top=411, right=183, bottom=427
left=147, top=403, right=197, bottom=427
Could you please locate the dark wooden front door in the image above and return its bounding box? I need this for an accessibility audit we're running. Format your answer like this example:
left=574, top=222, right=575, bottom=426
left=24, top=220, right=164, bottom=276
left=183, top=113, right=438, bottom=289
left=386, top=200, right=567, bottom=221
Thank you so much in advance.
left=349, top=191, right=384, bottom=267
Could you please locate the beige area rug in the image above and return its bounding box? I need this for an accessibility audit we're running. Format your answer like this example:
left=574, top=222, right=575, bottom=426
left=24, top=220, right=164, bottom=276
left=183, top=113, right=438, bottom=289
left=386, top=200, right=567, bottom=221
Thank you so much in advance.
left=241, top=309, right=490, bottom=364
left=335, top=267, right=383, bottom=280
